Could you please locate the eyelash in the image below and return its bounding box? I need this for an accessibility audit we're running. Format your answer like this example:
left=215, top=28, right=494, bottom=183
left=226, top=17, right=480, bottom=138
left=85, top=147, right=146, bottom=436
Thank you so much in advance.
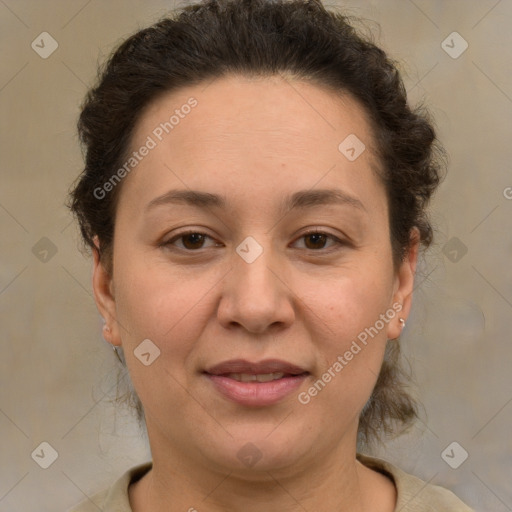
left=161, top=229, right=347, bottom=253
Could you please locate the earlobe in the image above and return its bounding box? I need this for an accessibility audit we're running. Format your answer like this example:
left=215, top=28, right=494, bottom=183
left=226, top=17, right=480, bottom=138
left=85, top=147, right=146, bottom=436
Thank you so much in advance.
left=102, top=322, right=112, bottom=342
left=92, top=237, right=121, bottom=347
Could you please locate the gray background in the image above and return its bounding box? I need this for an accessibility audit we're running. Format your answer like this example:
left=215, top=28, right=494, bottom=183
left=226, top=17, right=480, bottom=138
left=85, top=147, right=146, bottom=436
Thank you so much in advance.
left=1, top=1, right=511, bottom=511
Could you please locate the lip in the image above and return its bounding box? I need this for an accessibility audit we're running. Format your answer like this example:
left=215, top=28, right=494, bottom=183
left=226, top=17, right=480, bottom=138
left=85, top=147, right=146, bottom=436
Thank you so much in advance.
left=205, top=358, right=308, bottom=376
left=204, top=359, right=309, bottom=407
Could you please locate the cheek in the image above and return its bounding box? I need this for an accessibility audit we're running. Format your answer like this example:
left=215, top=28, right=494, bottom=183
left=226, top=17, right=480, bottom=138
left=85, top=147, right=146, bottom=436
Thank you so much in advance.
left=114, top=244, right=204, bottom=333
left=112, top=262, right=209, bottom=414
left=301, top=261, right=394, bottom=344
left=294, top=261, right=394, bottom=410
left=112, top=251, right=234, bottom=383
left=112, top=253, right=186, bottom=363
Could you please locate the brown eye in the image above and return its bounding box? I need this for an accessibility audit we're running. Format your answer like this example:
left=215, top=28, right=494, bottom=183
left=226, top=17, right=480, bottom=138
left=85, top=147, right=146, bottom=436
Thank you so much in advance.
left=181, top=233, right=207, bottom=250
left=293, top=230, right=344, bottom=251
left=303, top=233, right=329, bottom=250
left=163, top=231, right=218, bottom=251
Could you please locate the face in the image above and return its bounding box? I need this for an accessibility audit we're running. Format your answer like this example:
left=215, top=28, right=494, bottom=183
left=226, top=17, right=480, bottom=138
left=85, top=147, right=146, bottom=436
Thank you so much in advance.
left=94, top=74, right=417, bottom=476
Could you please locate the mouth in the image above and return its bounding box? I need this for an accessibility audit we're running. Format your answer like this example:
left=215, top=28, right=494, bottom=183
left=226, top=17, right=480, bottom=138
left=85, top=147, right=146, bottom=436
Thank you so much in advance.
left=203, top=359, right=310, bottom=406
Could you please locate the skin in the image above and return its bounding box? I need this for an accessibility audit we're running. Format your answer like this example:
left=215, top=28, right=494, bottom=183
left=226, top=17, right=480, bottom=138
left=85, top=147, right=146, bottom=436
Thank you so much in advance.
left=93, top=74, right=419, bottom=512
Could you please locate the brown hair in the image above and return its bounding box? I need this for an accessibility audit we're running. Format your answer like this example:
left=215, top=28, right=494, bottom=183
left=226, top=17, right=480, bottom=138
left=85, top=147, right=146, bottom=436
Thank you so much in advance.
left=68, top=0, right=445, bottom=449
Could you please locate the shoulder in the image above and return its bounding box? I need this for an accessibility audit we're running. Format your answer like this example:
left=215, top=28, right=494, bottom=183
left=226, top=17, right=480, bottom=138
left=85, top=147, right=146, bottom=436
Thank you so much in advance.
left=356, top=453, right=475, bottom=512
left=67, top=461, right=153, bottom=512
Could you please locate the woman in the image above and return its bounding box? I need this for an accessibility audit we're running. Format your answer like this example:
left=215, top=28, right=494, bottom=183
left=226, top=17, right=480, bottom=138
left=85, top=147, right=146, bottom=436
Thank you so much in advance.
left=68, top=0, right=474, bottom=510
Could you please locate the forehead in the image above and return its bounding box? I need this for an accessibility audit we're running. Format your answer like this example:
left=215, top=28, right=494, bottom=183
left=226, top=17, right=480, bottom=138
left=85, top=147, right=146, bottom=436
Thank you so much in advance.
left=121, top=74, right=385, bottom=215
left=134, top=73, right=377, bottom=153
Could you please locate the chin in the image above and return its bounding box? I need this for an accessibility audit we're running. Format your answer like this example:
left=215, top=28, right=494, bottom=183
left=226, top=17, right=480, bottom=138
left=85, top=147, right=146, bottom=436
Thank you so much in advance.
left=199, top=429, right=309, bottom=477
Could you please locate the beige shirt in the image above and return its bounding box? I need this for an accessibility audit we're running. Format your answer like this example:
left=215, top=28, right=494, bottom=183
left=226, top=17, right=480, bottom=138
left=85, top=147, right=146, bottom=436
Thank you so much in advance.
left=69, top=453, right=474, bottom=511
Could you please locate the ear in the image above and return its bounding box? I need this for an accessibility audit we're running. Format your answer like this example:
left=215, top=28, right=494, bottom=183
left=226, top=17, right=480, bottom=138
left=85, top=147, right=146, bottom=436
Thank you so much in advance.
left=386, top=227, right=420, bottom=340
left=92, top=236, right=122, bottom=347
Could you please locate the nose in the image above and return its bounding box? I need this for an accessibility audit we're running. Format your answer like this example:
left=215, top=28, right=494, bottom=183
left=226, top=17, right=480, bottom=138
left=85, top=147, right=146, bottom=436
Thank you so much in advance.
left=216, top=241, right=295, bottom=335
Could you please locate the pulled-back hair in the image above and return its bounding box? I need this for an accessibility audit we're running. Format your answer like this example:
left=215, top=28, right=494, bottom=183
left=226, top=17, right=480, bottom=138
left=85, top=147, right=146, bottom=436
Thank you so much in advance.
left=68, top=0, right=446, bottom=448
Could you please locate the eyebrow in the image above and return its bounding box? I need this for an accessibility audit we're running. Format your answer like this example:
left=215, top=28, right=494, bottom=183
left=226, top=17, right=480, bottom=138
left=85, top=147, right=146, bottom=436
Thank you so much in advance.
left=144, top=188, right=366, bottom=214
